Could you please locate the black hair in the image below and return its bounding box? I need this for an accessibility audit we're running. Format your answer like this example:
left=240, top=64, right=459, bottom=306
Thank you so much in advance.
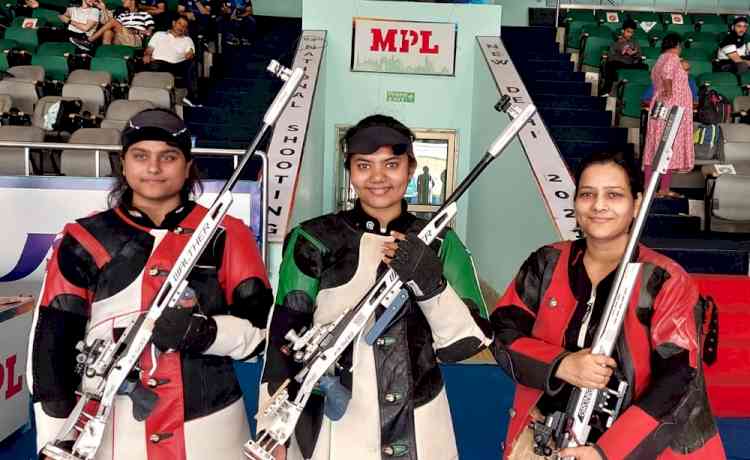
left=340, top=114, right=416, bottom=170
left=622, top=19, right=637, bottom=31
left=661, top=33, right=682, bottom=52
left=574, top=151, right=643, bottom=199
left=107, top=154, right=203, bottom=209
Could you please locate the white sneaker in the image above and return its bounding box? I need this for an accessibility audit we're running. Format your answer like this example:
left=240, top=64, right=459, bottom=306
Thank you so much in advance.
left=181, top=97, right=202, bottom=107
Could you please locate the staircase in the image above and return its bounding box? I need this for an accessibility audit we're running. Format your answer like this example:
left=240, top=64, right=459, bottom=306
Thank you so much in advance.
left=501, top=25, right=750, bottom=458
left=184, top=16, right=302, bottom=180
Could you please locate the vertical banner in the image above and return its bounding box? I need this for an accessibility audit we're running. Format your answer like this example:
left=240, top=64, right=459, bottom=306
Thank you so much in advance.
left=477, top=36, right=579, bottom=241
left=352, top=18, right=456, bottom=76
left=266, top=30, right=326, bottom=242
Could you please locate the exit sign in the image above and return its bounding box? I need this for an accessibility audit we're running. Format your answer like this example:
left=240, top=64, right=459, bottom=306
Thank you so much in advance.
left=386, top=91, right=415, bottom=103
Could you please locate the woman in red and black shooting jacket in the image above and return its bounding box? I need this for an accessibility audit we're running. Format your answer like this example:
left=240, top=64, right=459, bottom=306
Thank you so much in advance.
left=28, top=108, right=273, bottom=460
left=490, top=151, right=725, bottom=460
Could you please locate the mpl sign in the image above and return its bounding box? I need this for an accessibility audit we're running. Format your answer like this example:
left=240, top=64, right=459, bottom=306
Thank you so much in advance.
left=352, top=18, right=456, bottom=76
left=0, top=297, right=33, bottom=442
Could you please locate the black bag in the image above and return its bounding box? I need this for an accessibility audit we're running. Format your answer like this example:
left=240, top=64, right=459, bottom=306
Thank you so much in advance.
left=0, top=108, right=32, bottom=126
left=43, top=99, right=83, bottom=132
left=697, top=86, right=732, bottom=124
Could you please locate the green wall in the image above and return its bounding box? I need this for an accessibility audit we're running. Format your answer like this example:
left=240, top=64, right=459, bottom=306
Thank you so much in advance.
left=466, top=40, right=558, bottom=291
left=253, top=0, right=302, bottom=17
left=301, top=0, right=503, bottom=237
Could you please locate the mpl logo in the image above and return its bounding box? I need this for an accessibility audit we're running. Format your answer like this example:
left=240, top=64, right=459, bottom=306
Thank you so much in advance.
left=370, top=28, right=439, bottom=54
left=0, top=233, right=56, bottom=283
left=1, top=354, right=23, bottom=400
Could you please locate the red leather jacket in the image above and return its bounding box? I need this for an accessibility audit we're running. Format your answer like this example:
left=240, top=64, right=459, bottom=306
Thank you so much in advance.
left=490, top=240, right=725, bottom=460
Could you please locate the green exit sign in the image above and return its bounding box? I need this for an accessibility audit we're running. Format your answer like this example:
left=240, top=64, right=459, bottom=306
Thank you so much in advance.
left=386, top=91, right=415, bottom=103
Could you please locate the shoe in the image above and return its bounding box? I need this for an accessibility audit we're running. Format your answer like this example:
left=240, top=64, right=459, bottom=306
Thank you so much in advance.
left=69, top=36, right=92, bottom=52
left=181, top=96, right=202, bottom=108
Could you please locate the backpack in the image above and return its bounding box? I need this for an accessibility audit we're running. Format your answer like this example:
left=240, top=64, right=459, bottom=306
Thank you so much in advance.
left=693, top=123, right=723, bottom=161
left=697, top=86, right=732, bottom=124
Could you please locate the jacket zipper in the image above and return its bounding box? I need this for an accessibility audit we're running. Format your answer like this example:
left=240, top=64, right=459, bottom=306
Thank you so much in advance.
left=578, top=289, right=596, bottom=348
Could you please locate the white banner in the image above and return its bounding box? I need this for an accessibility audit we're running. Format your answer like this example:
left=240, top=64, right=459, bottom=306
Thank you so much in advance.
left=266, top=30, right=326, bottom=242
left=352, top=18, right=456, bottom=76
left=477, top=36, right=579, bottom=241
left=0, top=297, right=33, bottom=442
left=0, top=177, right=257, bottom=291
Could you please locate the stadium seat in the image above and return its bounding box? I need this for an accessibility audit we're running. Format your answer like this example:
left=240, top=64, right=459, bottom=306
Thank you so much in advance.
left=36, top=41, right=76, bottom=57
left=0, top=95, right=13, bottom=113
left=131, top=71, right=174, bottom=90
left=693, top=14, right=724, bottom=26
left=67, top=69, right=112, bottom=87
left=32, top=96, right=81, bottom=131
left=688, top=40, right=719, bottom=59
left=686, top=60, right=713, bottom=78
left=681, top=47, right=713, bottom=61
left=617, top=68, right=650, bottom=84
left=706, top=172, right=750, bottom=232
left=0, top=53, right=8, bottom=72
left=698, top=72, right=739, bottom=86
left=95, top=44, right=137, bottom=60
left=32, top=7, right=66, bottom=28
left=618, top=81, right=650, bottom=119
left=8, top=64, right=45, bottom=82
left=128, top=86, right=171, bottom=109
left=720, top=123, right=750, bottom=143
left=61, top=127, right=120, bottom=177
left=90, top=57, right=130, bottom=84
left=31, top=54, right=69, bottom=81
left=3, top=26, right=38, bottom=53
left=0, top=125, right=45, bottom=175
left=660, top=13, right=696, bottom=38
left=0, top=39, right=19, bottom=54
left=0, top=79, right=38, bottom=113
left=733, top=95, right=750, bottom=120
left=739, top=72, right=750, bottom=90
left=10, top=16, right=48, bottom=28
left=62, top=82, right=106, bottom=115
left=595, top=11, right=623, bottom=34
left=100, top=99, right=155, bottom=130
left=564, top=10, right=598, bottom=50
left=697, top=22, right=730, bottom=35
left=104, top=0, right=123, bottom=9
left=641, top=47, right=661, bottom=68
left=687, top=31, right=721, bottom=43
left=39, top=0, right=70, bottom=13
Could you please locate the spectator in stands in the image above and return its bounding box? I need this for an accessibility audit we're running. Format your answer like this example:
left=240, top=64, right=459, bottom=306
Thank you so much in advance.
left=641, top=59, right=699, bottom=104
left=218, top=0, right=255, bottom=46
left=490, top=150, right=726, bottom=460
left=601, top=19, right=647, bottom=95
left=716, top=16, right=750, bottom=74
left=70, top=0, right=154, bottom=51
left=177, top=0, right=215, bottom=40
left=144, top=17, right=199, bottom=107
left=642, top=33, right=694, bottom=199
left=60, top=0, right=103, bottom=43
left=139, top=0, right=168, bottom=30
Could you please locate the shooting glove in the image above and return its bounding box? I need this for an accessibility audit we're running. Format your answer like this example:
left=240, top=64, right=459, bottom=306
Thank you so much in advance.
left=389, top=233, right=446, bottom=300
left=152, top=307, right=217, bottom=353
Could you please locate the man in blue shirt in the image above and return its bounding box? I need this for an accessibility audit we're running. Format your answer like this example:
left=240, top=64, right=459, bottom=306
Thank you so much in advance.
left=218, top=0, right=254, bottom=46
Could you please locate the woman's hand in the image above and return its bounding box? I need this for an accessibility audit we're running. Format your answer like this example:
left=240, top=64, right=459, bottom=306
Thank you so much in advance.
left=558, top=446, right=603, bottom=460
left=383, top=231, right=445, bottom=299
left=555, top=348, right=616, bottom=389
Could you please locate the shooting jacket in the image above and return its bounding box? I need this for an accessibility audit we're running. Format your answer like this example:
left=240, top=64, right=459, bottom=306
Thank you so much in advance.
left=28, top=201, right=272, bottom=460
left=259, top=200, right=492, bottom=460
left=491, top=240, right=726, bottom=460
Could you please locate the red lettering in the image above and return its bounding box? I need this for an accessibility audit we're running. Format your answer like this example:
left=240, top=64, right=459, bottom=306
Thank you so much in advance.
left=0, top=361, right=4, bottom=397
left=5, top=355, right=22, bottom=399
left=370, top=28, right=397, bottom=52
left=419, top=30, right=439, bottom=54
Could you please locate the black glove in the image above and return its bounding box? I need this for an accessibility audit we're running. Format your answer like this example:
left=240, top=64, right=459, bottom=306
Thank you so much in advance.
left=389, top=233, right=446, bottom=300
left=152, top=307, right=217, bottom=353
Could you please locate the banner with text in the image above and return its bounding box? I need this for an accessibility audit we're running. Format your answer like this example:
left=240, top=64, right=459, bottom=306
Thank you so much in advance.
left=353, top=18, right=456, bottom=76
left=266, top=30, right=326, bottom=242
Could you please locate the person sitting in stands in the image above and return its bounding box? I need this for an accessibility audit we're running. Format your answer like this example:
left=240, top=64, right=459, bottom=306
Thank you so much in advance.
left=139, top=0, right=168, bottom=30
left=144, top=16, right=200, bottom=107
left=218, top=0, right=255, bottom=46
left=601, top=19, right=648, bottom=95
left=70, top=0, right=154, bottom=51
left=716, top=16, right=750, bottom=74
left=178, top=0, right=215, bottom=41
left=60, top=0, right=103, bottom=43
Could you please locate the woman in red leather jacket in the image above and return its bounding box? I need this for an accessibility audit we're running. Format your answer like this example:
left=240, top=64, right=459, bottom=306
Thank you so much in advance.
left=490, top=151, right=725, bottom=460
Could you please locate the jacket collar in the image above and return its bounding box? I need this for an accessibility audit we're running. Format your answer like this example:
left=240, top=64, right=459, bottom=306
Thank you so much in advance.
left=344, top=199, right=415, bottom=235
left=119, top=200, right=195, bottom=230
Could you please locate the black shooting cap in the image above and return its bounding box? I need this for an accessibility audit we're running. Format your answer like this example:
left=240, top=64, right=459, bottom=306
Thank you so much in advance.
left=121, top=108, right=192, bottom=158
left=344, top=125, right=414, bottom=157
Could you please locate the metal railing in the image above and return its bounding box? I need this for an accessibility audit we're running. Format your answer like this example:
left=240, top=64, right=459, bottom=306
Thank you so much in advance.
left=0, top=141, right=270, bottom=262
left=559, top=1, right=750, bottom=15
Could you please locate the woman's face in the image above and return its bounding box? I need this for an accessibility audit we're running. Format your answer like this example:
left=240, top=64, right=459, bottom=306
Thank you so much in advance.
left=349, top=145, right=413, bottom=215
left=122, top=140, right=190, bottom=209
left=575, top=162, right=641, bottom=244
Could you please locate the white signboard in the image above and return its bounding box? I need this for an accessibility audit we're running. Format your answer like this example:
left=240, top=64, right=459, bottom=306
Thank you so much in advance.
left=477, top=36, right=579, bottom=241
left=0, top=297, right=33, bottom=442
left=352, top=18, right=456, bottom=76
left=0, top=177, right=257, bottom=291
left=266, top=30, right=326, bottom=242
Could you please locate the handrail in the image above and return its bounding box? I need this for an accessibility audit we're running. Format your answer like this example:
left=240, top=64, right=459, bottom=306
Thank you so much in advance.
left=0, top=142, right=270, bottom=263
left=560, top=2, right=749, bottom=15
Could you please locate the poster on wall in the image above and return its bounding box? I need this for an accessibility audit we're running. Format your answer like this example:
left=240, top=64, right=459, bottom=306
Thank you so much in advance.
left=352, top=18, right=457, bottom=76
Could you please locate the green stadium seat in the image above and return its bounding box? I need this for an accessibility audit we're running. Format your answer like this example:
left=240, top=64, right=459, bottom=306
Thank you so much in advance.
left=38, top=0, right=69, bottom=13
left=617, top=68, right=650, bottom=84
left=91, top=56, right=129, bottom=83
left=564, top=11, right=598, bottom=50
left=36, top=41, right=76, bottom=57
left=10, top=16, right=47, bottom=28
left=681, top=47, right=713, bottom=61
left=619, top=82, right=650, bottom=118
left=0, top=39, right=19, bottom=53
left=628, top=12, right=660, bottom=24
left=580, top=35, right=611, bottom=68
left=165, top=0, right=178, bottom=12
left=698, top=23, right=730, bottom=35
left=32, top=7, right=65, bottom=28
left=642, top=47, right=661, bottom=68
left=698, top=72, right=739, bottom=87
left=710, top=84, right=744, bottom=103
left=3, top=27, right=38, bottom=53
left=31, top=54, right=69, bottom=81
left=104, top=0, right=123, bottom=9
left=662, top=23, right=696, bottom=38
left=740, top=72, right=750, bottom=89
left=693, top=14, right=724, bottom=25
left=584, top=25, right=615, bottom=40
left=95, top=44, right=137, bottom=59
left=688, top=40, right=719, bottom=59
left=564, top=10, right=598, bottom=25
left=0, top=53, right=8, bottom=72
left=687, top=31, right=722, bottom=43
left=686, top=60, right=713, bottom=78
